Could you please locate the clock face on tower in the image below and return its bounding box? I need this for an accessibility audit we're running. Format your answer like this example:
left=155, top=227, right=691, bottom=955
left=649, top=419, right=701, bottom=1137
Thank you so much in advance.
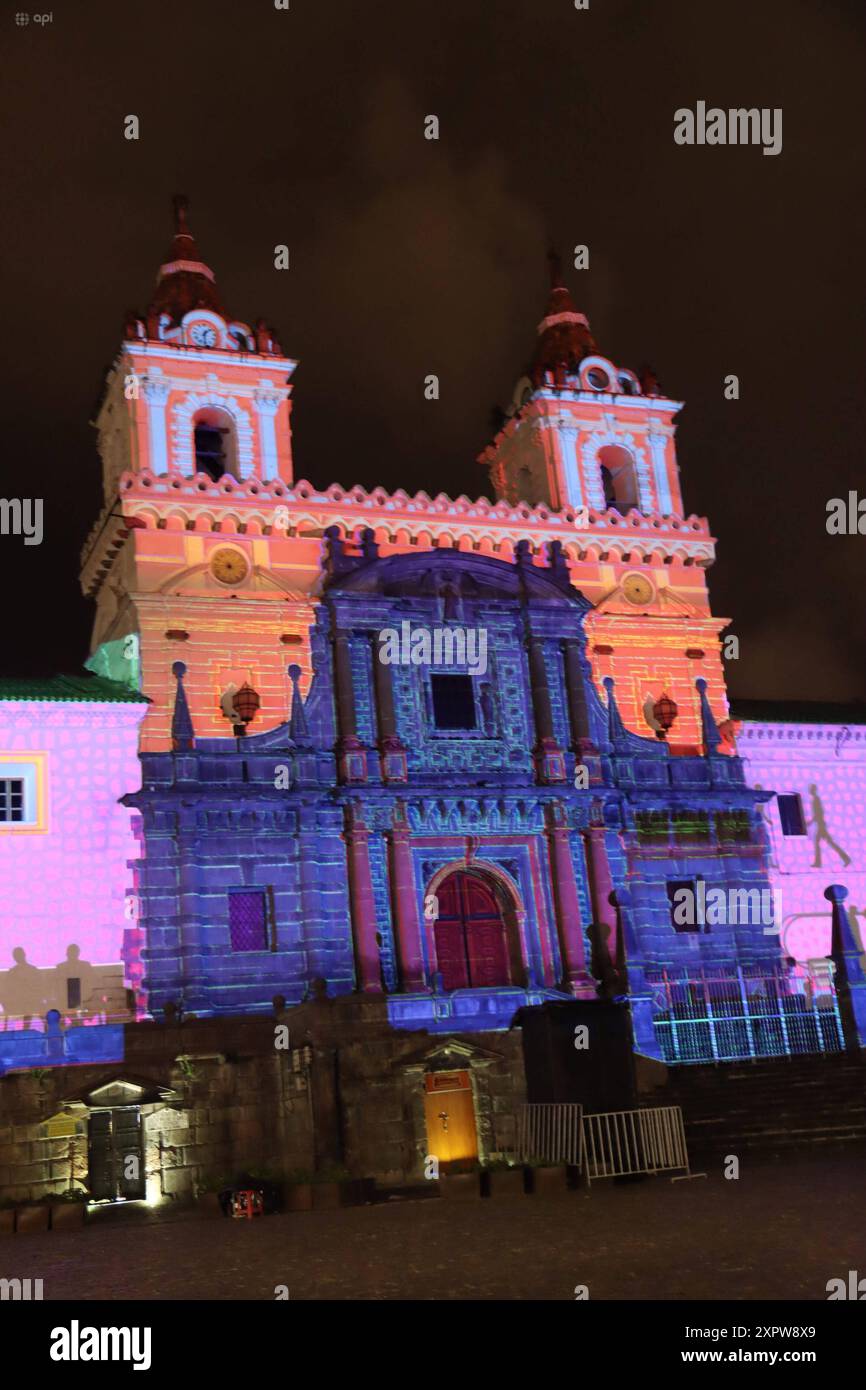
left=189, top=322, right=218, bottom=348
left=622, top=573, right=654, bottom=606
left=210, top=548, right=249, bottom=586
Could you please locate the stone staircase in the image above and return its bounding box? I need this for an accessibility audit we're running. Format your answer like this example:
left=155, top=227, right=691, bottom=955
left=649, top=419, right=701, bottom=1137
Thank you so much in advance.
left=661, top=1051, right=866, bottom=1155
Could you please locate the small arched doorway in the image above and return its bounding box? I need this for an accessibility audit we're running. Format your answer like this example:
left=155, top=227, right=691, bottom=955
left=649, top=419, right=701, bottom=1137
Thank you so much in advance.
left=433, top=869, right=513, bottom=989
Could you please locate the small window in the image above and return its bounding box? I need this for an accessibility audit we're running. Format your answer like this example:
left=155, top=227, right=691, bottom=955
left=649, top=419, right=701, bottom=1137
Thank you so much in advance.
left=194, top=424, right=228, bottom=481
left=667, top=878, right=702, bottom=933
left=587, top=368, right=609, bottom=390
left=67, top=977, right=81, bottom=1009
left=636, top=811, right=669, bottom=845
left=777, top=794, right=806, bottom=836
left=0, top=778, right=24, bottom=823
left=431, top=674, right=477, bottom=731
left=716, top=811, right=752, bottom=844
left=672, top=810, right=710, bottom=844
left=229, top=890, right=270, bottom=951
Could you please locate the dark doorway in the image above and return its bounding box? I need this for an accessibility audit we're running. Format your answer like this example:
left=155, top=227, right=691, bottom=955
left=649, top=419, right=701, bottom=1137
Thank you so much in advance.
left=434, top=871, right=511, bottom=989
left=88, top=1108, right=146, bottom=1201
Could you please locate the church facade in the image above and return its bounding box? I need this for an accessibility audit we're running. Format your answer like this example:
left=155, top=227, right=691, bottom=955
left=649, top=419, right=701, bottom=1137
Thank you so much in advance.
left=85, top=201, right=787, bottom=1046
left=1, top=200, right=863, bottom=1201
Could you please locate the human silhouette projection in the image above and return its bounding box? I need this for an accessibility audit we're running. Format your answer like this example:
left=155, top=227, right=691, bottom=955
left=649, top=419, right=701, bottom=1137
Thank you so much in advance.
left=55, top=945, right=94, bottom=1013
left=0, top=947, right=45, bottom=1027
left=805, top=784, right=851, bottom=869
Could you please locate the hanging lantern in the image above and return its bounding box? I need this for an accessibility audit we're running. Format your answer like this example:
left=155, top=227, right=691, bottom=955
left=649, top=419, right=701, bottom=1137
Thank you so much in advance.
left=652, top=691, right=678, bottom=740
left=234, top=682, right=261, bottom=730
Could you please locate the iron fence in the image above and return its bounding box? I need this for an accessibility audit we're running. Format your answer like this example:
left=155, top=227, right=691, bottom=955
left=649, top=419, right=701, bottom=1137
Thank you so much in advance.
left=515, top=1102, right=583, bottom=1167
left=515, top=1102, right=693, bottom=1186
left=645, top=962, right=844, bottom=1063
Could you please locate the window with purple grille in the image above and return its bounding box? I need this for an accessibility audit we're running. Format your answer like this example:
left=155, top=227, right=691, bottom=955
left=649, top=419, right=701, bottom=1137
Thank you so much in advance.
left=228, top=891, right=269, bottom=951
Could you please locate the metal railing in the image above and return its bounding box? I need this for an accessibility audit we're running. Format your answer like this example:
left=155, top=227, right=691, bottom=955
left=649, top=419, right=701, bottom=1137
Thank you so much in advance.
left=515, top=1102, right=694, bottom=1186
left=515, top=1102, right=583, bottom=1167
left=646, top=962, right=844, bottom=1063
left=580, top=1105, right=692, bottom=1186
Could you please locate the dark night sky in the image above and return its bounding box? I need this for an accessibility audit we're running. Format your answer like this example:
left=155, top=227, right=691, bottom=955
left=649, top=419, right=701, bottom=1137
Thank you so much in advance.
left=2, top=0, right=864, bottom=700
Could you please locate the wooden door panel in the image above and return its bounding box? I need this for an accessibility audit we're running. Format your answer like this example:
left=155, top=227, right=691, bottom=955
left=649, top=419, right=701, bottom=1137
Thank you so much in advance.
left=467, top=920, right=511, bottom=987
left=434, top=920, right=470, bottom=990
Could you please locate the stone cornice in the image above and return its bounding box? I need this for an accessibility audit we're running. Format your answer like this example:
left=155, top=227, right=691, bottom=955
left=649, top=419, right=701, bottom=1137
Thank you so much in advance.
left=80, top=473, right=716, bottom=600
left=736, top=721, right=866, bottom=745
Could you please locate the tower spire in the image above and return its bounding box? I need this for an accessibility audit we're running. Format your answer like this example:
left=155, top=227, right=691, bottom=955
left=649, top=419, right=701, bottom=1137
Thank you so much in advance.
left=532, top=247, right=597, bottom=384
left=147, top=193, right=224, bottom=327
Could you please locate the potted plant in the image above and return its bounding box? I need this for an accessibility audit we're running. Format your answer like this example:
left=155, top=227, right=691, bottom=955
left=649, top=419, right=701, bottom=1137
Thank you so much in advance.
left=49, top=1190, right=89, bottom=1231
left=482, top=1160, right=526, bottom=1198
left=339, top=1175, right=376, bottom=1207
left=281, top=1170, right=314, bottom=1212
left=195, top=1173, right=231, bottom=1217
left=0, top=1200, right=16, bottom=1237
left=438, top=1159, right=482, bottom=1200
left=526, top=1158, right=569, bottom=1197
left=15, top=1196, right=52, bottom=1234
left=311, top=1165, right=350, bottom=1210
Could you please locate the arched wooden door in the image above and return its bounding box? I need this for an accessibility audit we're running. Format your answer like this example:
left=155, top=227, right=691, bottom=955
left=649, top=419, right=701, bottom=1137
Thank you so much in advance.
left=434, top=871, right=511, bottom=989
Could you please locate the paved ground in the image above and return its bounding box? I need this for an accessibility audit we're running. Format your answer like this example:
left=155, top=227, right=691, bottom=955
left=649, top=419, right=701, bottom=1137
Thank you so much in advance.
left=4, top=1146, right=865, bottom=1300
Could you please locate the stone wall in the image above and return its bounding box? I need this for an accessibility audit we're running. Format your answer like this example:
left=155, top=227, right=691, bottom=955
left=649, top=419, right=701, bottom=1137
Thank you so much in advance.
left=0, top=1001, right=528, bottom=1200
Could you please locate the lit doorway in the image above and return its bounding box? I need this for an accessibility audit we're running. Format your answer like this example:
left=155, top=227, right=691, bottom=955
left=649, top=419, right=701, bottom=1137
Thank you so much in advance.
left=423, top=1071, right=478, bottom=1167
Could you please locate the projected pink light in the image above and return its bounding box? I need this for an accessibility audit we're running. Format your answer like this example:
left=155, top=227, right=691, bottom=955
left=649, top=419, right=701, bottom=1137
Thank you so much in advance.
left=0, top=700, right=145, bottom=1025
left=738, top=719, right=866, bottom=964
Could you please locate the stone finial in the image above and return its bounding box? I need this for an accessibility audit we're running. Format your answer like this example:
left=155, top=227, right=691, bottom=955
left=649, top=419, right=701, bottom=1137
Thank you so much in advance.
left=548, top=538, right=571, bottom=590
left=696, top=677, right=721, bottom=755
left=287, top=664, right=310, bottom=743
left=514, top=538, right=533, bottom=569
left=171, top=661, right=194, bottom=751
left=324, top=524, right=354, bottom=579
left=603, top=676, right=629, bottom=746
left=360, top=528, right=379, bottom=563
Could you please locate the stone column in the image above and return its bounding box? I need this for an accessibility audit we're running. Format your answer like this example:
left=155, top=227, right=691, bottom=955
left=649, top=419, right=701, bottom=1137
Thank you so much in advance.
left=344, top=803, right=381, bottom=993
left=545, top=804, right=592, bottom=993
left=583, top=821, right=618, bottom=961
left=528, top=638, right=566, bottom=783
left=372, top=634, right=407, bottom=783
left=825, top=883, right=866, bottom=1051
left=142, top=378, right=170, bottom=474
left=332, top=629, right=367, bottom=783
left=253, top=387, right=281, bottom=481
left=563, top=640, right=592, bottom=746
left=388, top=803, right=426, bottom=991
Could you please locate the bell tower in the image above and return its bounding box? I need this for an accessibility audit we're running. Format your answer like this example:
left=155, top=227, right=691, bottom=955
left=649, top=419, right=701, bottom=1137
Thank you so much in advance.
left=81, top=196, right=312, bottom=750
left=478, top=253, right=731, bottom=751
left=480, top=252, right=683, bottom=518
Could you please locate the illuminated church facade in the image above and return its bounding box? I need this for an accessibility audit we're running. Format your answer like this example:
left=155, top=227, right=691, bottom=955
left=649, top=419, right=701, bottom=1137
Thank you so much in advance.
left=1, top=200, right=864, bottom=1202
left=82, top=201, right=789, bottom=1040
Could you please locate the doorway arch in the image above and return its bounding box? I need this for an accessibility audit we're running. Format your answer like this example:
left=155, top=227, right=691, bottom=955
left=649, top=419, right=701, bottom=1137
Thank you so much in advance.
left=427, top=864, right=526, bottom=989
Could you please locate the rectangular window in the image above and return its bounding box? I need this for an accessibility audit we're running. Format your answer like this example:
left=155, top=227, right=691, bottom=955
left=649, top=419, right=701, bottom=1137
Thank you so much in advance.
left=431, top=674, right=477, bottom=731
left=0, top=778, right=25, bottom=823
left=67, top=977, right=81, bottom=1009
left=0, top=756, right=46, bottom=831
left=672, top=810, right=710, bottom=844
left=636, top=811, right=669, bottom=845
left=777, top=793, right=806, bottom=836
left=716, top=811, right=752, bottom=844
left=228, top=890, right=270, bottom=951
left=667, top=879, right=702, bottom=933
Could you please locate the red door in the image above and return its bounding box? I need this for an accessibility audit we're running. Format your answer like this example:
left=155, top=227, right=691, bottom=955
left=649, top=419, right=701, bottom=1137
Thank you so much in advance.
left=434, top=872, right=511, bottom=990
